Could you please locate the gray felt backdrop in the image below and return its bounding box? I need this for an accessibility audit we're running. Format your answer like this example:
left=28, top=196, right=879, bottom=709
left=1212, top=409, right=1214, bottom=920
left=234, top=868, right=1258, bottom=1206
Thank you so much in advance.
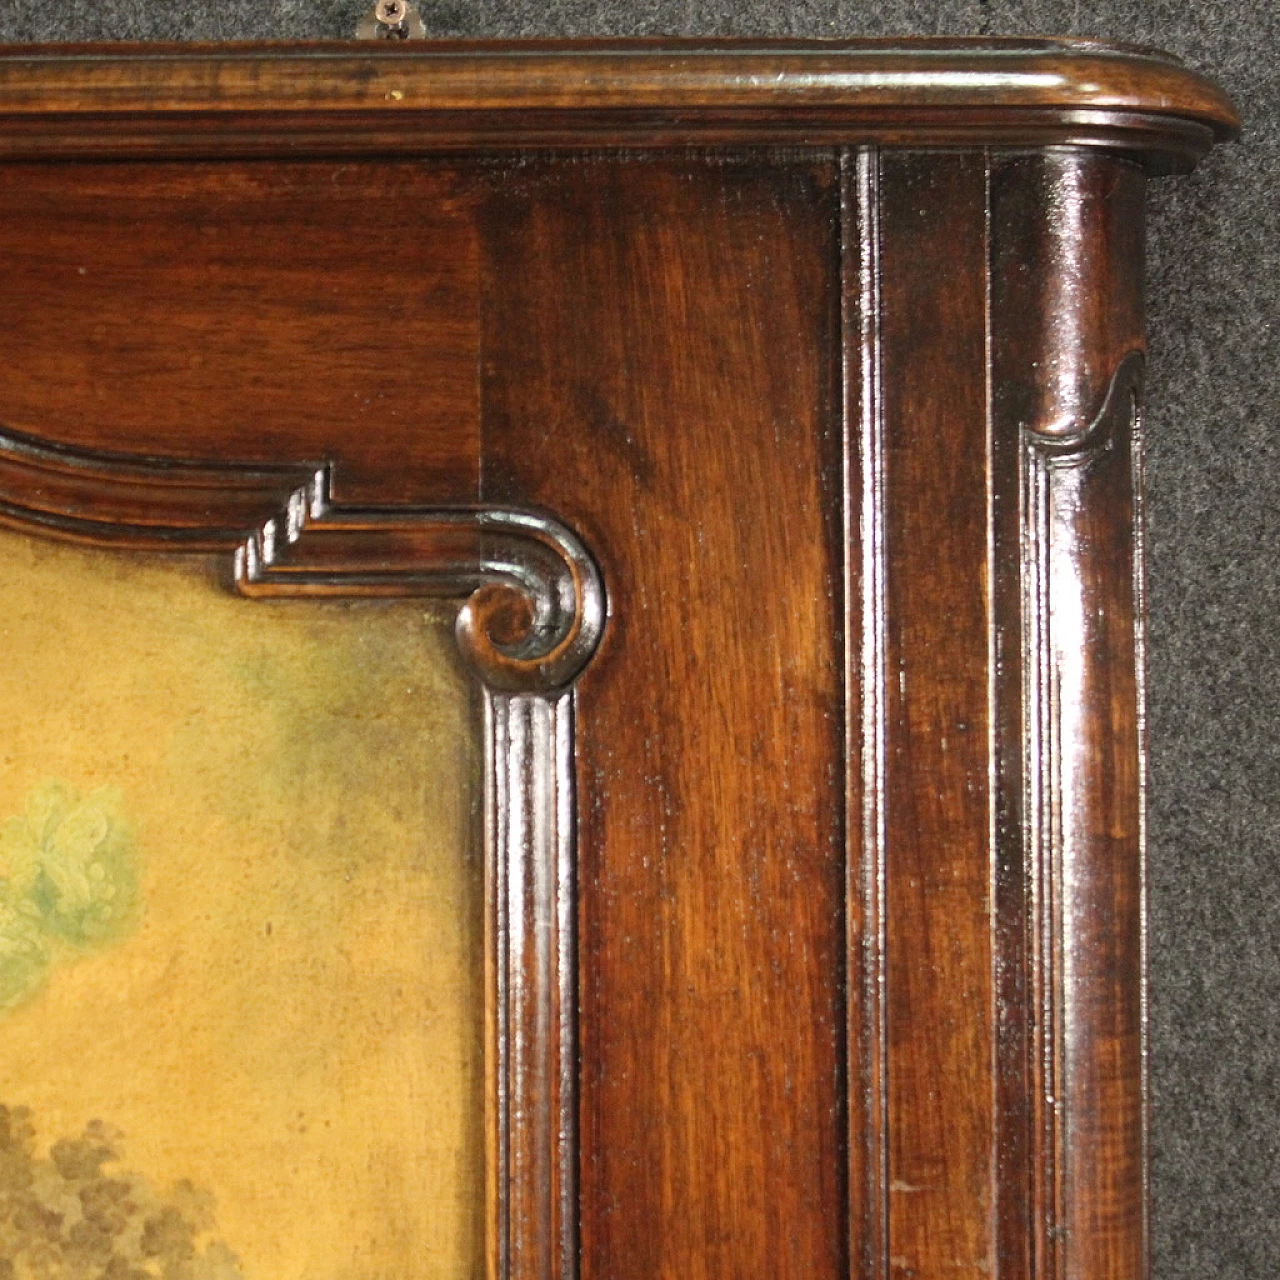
left=1, top=2, right=1274, bottom=1276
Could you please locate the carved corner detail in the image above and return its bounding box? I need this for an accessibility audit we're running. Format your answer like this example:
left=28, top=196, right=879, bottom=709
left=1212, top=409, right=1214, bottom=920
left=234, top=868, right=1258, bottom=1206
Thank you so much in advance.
left=1022, top=351, right=1145, bottom=459
left=0, top=426, right=606, bottom=696
left=0, top=422, right=593, bottom=1280
left=236, top=470, right=605, bottom=695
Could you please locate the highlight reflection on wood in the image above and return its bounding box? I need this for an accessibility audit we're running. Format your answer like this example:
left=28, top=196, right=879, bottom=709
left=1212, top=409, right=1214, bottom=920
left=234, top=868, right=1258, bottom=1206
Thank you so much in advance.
left=0, top=37, right=1239, bottom=1280
left=0, top=531, right=483, bottom=1280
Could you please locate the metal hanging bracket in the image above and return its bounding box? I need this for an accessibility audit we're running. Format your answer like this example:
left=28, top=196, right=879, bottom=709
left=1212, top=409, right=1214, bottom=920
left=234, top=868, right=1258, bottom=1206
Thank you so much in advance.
left=356, top=0, right=427, bottom=40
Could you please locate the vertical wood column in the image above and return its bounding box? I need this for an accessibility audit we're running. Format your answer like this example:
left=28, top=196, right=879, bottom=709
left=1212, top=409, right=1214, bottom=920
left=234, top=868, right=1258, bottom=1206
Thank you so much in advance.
left=872, top=151, right=998, bottom=1280
left=486, top=692, right=578, bottom=1280
left=990, top=151, right=1148, bottom=1280
left=851, top=147, right=1148, bottom=1280
left=480, top=155, right=847, bottom=1280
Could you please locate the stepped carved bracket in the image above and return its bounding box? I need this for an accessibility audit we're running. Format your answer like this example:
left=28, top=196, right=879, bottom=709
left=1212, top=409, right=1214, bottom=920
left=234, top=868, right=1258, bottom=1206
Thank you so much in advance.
left=0, top=425, right=605, bottom=696
left=237, top=473, right=605, bottom=695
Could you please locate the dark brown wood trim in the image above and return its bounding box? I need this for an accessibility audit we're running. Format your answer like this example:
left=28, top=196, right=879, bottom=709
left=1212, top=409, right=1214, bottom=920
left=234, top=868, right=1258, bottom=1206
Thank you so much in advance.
left=849, top=145, right=1151, bottom=1280
left=235, top=490, right=605, bottom=697
left=0, top=414, right=603, bottom=1280
left=844, top=143, right=889, bottom=1280
left=0, top=420, right=319, bottom=549
left=0, top=42, right=1237, bottom=170
left=487, top=692, right=579, bottom=1280
left=0, top=422, right=605, bottom=695
left=0, top=107, right=1220, bottom=173
left=990, top=149, right=1148, bottom=1280
left=1017, top=354, right=1146, bottom=1280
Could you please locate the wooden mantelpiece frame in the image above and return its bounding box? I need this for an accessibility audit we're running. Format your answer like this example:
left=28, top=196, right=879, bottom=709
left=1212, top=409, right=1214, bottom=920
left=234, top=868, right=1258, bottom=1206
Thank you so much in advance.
left=0, top=40, right=1235, bottom=169
left=0, top=39, right=1236, bottom=1280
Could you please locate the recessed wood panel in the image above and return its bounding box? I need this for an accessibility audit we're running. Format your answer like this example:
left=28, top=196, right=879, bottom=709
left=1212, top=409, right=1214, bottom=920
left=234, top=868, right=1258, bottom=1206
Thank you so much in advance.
left=479, top=154, right=846, bottom=1280
left=0, top=162, right=482, bottom=503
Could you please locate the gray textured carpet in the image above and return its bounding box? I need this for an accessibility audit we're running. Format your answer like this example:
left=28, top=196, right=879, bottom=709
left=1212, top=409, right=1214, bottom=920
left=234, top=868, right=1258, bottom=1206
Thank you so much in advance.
left=1, top=3, right=1274, bottom=1275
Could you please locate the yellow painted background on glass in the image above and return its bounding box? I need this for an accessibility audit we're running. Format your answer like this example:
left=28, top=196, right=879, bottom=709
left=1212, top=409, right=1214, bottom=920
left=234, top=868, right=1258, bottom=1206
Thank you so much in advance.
left=0, top=528, right=483, bottom=1280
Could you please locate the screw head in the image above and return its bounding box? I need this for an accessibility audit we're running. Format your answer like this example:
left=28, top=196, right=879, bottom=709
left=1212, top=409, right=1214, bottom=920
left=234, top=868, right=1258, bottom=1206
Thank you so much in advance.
left=375, top=0, right=408, bottom=24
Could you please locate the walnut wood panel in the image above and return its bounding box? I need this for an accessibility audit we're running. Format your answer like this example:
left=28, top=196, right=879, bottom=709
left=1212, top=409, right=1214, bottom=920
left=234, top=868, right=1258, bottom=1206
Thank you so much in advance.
left=874, top=151, right=996, bottom=1280
left=0, top=41, right=1236, bottom=1280
left=479, top=155, right=846, bottom=1280
left=0, top=161, right=481, bottom=503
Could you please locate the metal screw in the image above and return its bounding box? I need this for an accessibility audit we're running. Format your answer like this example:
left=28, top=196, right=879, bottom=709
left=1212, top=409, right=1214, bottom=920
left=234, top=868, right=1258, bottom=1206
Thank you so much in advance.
left=356, top=0, right=426, bottom=39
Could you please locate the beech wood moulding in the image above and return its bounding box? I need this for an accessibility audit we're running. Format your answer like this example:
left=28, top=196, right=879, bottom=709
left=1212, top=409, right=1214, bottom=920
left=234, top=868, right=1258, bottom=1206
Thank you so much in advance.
left=0, top=38, right=1237, bottom=1280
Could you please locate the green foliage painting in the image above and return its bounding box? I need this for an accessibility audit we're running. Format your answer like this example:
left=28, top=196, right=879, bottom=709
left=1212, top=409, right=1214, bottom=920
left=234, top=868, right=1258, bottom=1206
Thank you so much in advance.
left=0, top=784, right=138, bottom=1014
left=0, top=1104, right=244, bottom=1280
left=0, top=530, right=484, bottom=1279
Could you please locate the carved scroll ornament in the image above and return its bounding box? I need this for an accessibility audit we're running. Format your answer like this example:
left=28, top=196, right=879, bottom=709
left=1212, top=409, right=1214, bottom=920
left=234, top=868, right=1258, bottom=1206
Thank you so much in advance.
left=0, top=414, right=598, bottom=1280
left=0, top=424, right=605, bottom=695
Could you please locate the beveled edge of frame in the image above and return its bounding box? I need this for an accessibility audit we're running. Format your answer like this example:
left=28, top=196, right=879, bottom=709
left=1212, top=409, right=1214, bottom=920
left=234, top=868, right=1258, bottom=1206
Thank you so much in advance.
left=0, top=419, right=605, bottom=697
left=0, top=423, right=594, bottom=1278
left=0, top=38, right=1238, bottom=172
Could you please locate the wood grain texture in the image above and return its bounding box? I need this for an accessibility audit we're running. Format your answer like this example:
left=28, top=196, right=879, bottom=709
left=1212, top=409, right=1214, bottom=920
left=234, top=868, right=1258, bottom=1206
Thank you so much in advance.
left=0, top=161, right=482, bottom=504
left=990, top=152, right=1148, bottom=1280
left=0, top=42, right=1234, bottom=1279
left=850, top=146, right=1150, bottom=1280
left=875, top=151, right=996, bottom=1280
left=486, top=692, right=579, bottom=1280
left=0, top=426, right=316, bottom=548
left=0, top=42, right=1237, bottom=171
left=1042, top=366, right=1144, bottom=1280
left=479, top=154, right=847, bottom=1280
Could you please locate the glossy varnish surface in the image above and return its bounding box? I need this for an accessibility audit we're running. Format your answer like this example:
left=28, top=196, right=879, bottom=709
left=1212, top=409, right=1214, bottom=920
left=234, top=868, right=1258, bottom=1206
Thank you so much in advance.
left=480, top=155, right=847, bottom=1279
left=0, top=40, right=1239, bottom=170
left=0, top=41, right=1234, bottom=1280
left=0, top=161, right=481, bottom=503
left=989, top=151, right=1148, bottom=1280
left=876, top=151, right=996, bottom=1278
